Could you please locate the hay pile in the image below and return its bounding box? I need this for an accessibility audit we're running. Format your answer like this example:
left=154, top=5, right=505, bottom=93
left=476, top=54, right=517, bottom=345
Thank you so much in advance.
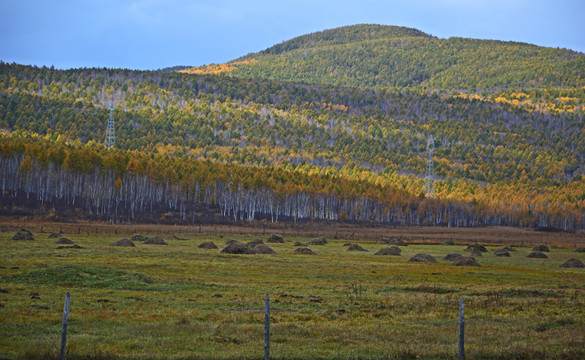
left=57, top=244, right=83, bottom=249
left=499, top=245, right=516, bottom=252
left=443, top=239, right=455, bottom=246
left=247, top=239, right=264, bottom=248
left=466, top=243, right=487, bottom=252
left=560, top=258, right=585, bottom=268
left=198, top=241, right=218, bottom=249
left=378, top=237, right=407, bottom=246
left=55, top=237, right=75, bottom=245
left=253, top=244, right=277, bottom=254
left=442, top=253, right=463, bottom=261
left=267, top=234, right=285, bottom=243
left=225, top=239, right=239, bottom=245
left=451, top=256, right=481, bottom=267
left=532, top=244, right=550, bottom=252
left=374, top=247, right=401, bottom=256
left=144, top=237, right=167, bottom=245
left=48, top=233, right=61, bottom=239
left=347, top=244, right=368, bottom=252
left=293, top=241, right=307, bottom=247
left=220, top=242, right=255, bottom=254
left=469, top=249, right=483, bottom=257
left=343, top=242, right=352, bottom=246
left=12, top=229, right=34, bottom=241
left=527, top=251, right=548, bottom=259
left=493, top=249, right=510, bottom=257
left=168, top=235, right=187, bottom=240
left=110, top=238, right=135, bottom=247
left=307, top=237, right=328, bottom=245
left=408, top=253, right=438, bottom=263
left=131, top=234, right=149, bottom=242
left=574, top=247, right=585, bottom=253
left=293, top=247, right=315, bottom=255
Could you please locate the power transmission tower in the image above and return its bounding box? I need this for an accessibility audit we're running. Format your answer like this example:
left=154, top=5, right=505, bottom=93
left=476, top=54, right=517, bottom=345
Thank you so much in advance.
left=425, top=135, right=435, bottom=198
left=105, top=104, right=116, bottom=150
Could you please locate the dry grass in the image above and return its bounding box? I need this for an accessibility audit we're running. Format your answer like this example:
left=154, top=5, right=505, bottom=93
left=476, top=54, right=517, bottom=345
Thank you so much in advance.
left=1, top=226, right=585, bottom=359
left=1, top=219, right=583, bottom=249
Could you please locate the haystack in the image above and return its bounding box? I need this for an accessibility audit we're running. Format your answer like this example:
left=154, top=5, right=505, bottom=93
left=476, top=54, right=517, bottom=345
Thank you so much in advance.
left=347, top=244, right=368, bottom=252
left=493, top=249, right=510, bottom=257
left=451, top=256, right=481, bottom=266
left=267, top=234, right=285, bottom=243
left=225, top=239, right=240, bottom=245
left=560, top=258, right=585, bottom=268
left=293, top=247, right=315, bottom=255
left=527, top=251, right=548, bottom=259
left=443, top=239, right=455, bottom=246
left=110, top=238, right=135, bottom=247
left=144, top=237, right=167, bottom=245
left=131, top=234, right=149, bottom=242
left=57, top=244, right=83, bottom=249
left=378, top=237, right=407, bottom=246
left=343, top=242, right=352, bottom=246
left=532, top=244, right=550, bottom=252
left=48, top=233, right=61, bottom=239
left=55, top=237, right=75, bottom=245
left=198, top=241, right=218, bottom=249
left=293, top=241, right=307, bottom=247
left=574, top=247, right=585, bottom=253
left=220, top=242, right=255, bottom=254
left=466, top=243, right=487, bottom=252
left=12, top=229, right=34, bottom=241
left=408, top=253, right=438, bottom=263
left=389, top=245, right=402, bottom=253
left=442, top=253, right=464, bottom=261
left=499, top=245, right=516, bottom=252
left=469, top=249, right=483, bottom=257
left=307, top=237, right=327, bottom=245
left=253, top=244, right=277, bottom=255
left=247, top=239, right=264, bottom=248
left=374, top=247, right=401, bottom=256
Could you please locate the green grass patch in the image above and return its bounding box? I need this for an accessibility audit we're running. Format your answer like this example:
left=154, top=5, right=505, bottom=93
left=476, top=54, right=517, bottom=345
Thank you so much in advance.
left=3, top=264, right=158, bottom=290
left=1, top=230, right=585, bottom=359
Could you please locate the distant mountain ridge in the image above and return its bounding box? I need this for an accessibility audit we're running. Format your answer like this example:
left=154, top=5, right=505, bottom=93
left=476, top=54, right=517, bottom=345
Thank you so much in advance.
left=182, top=24, right=585, bottom=89
left=244, top=24, right=431, bottom=57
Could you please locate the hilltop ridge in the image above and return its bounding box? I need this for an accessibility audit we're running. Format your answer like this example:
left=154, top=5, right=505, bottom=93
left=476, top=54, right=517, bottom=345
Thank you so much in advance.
left=242, top=24, right=431, bottom=57
left=182, top=24, right=585, bottom=89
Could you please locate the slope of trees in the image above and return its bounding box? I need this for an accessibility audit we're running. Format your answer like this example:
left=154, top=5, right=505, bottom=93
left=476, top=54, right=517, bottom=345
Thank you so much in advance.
left=219, top=24, right=585, bottom=89
left=2, top=135, right=583, bottom=229
left=0, top=50, right=584, bottom=229
left=1, top=63, right=583, bottom=185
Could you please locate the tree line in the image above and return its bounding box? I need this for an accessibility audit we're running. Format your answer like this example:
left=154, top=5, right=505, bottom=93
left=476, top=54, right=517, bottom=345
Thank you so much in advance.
left=1, top=135, right=582, bottom=230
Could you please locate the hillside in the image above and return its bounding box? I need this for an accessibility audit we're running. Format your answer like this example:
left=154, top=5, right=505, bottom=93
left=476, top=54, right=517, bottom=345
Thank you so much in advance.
left=183, top=24, right=585, bottom=89
left=1, top=24, right=585, bottom=229
left=1, top=62, right=584, bottom=229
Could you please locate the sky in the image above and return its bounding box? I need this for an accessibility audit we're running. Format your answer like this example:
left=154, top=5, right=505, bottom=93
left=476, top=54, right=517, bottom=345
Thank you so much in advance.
left=1, top=0, right=584, bottom=70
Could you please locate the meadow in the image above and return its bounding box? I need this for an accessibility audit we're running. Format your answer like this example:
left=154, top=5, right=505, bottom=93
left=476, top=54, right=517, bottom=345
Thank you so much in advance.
left=1, top=225, right=585, bottom=359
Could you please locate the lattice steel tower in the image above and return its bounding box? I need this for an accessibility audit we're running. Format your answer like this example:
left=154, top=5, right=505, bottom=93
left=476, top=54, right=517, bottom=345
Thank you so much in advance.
left=425, top=135, right=436, bottom=198
left=105, top=104, right=116, bottom=150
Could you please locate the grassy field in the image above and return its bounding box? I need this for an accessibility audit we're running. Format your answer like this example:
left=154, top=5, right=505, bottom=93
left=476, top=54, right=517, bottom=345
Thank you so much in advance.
left=1, top=227, right=585, bottom=359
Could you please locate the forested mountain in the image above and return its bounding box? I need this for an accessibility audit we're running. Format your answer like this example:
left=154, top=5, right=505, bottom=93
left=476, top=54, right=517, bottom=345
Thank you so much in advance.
left=184, top=24, right=585, bottom=89
left=1, top=24, right=584, bottom=229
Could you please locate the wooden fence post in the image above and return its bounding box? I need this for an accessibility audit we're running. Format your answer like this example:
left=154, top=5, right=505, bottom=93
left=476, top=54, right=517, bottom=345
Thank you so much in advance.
left=60, top=292, right=70, bottom=360
left=264, top=293, right=270, bottom=360
left=458, top=298, right=465, bottom=360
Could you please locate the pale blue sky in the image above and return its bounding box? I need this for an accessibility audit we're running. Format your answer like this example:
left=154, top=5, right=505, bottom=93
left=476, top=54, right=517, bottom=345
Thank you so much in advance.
left=1, top=0, right=583, bottom=70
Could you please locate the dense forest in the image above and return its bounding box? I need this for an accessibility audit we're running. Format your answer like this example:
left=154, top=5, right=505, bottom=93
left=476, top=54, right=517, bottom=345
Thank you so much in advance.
left=1, top=25, right=584, bottom=229
left=188, top=24, right=585, bottom=89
